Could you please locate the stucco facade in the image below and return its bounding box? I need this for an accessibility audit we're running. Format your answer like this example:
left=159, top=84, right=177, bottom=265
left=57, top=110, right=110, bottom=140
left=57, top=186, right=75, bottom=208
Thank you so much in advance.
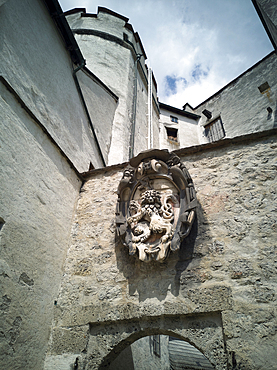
left=65, top=8, right=160, bottom=165
left=192, top=52, right=277, bottom=144
left=0, top=0, right=117, bottom=368
left=159, top=103, right=200, bottom=150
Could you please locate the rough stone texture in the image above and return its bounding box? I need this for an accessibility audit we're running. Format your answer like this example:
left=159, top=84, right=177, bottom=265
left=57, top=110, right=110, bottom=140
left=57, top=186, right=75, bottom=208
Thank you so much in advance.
left=45, top=133, right=277, bottom=369
left=85, top=313, right=225, bottom=370
left=1, top=1, right=276, bottom=369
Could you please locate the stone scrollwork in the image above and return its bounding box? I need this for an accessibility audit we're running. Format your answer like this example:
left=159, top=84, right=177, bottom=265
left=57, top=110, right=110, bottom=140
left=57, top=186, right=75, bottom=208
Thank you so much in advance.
left=116, top=149, right=197, bottom=262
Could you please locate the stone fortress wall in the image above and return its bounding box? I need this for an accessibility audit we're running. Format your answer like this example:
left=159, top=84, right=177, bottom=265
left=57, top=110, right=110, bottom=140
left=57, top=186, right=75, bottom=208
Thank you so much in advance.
left=0, top=0, right=277, bottom=369
left=65, top=7, right=160, bottom=165
left=193, top=52, right=277, bottom=143
left=159, top=51, right=277, bottom=152
left=0, top=1, right=157, bottom=368
left=45, top=130, right=277, bottom=369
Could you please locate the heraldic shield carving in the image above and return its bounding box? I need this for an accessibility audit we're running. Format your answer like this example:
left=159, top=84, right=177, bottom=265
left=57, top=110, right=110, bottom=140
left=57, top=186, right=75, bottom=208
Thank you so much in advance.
left=116, top=149, right=197, bottom=262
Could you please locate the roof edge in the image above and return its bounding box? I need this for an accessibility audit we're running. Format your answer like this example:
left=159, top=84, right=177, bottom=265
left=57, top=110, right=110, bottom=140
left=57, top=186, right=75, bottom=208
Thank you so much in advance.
left=81, top=128, right=277, bottom=178
left=98, top=6, right=129, bottom=23
left=63, top=8, right=86, bottom=16
left=43, top=0, right=85, bottom=66
left=193, top=51, right=275, bottom=110
left=174, top=127, right=277, bottom=157
left=251, top=0, right=277, bottom=51
left=159, top=102, right=200, bottom=120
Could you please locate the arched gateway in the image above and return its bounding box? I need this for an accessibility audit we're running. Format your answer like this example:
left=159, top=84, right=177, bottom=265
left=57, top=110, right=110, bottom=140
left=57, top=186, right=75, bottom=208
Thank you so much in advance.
left=83, top=313, right=227, bottom=369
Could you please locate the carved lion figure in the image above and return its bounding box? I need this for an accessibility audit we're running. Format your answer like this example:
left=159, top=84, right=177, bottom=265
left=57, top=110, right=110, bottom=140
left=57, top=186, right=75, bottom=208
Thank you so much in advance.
left=116, top=150, right=197, bottom=262
left=127, top=189, right=177, bottom=260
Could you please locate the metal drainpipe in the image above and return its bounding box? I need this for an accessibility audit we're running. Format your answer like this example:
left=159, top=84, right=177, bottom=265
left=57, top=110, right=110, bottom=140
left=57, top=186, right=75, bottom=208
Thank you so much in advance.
left=73, top=63, right=106, bottom=167
left=124, top=38, right=160, bottom=154
left=148, top=67, right=153, bottom=149
left=129, top=53, right=143, bottom=159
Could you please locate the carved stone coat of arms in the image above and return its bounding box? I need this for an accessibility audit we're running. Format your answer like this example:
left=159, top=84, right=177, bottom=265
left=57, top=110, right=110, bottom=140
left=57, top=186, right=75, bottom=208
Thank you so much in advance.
left=116, top=150, right=197, bottom=262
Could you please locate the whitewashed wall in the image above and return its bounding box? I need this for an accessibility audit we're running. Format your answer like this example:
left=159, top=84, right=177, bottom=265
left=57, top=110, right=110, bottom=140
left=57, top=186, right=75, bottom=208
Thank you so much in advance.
left=0, top=0, right=107, bottom=172
left=193, top=52, right=277, bottom=144
left=0, top=0, right=118, bottom=368
left=66, top=9, right=160, bottom=164
left=76, top=68, right=118, bottom=165
left=0, top=81, right=81, bottom=369
left=159, top=107, right=200, bottom=150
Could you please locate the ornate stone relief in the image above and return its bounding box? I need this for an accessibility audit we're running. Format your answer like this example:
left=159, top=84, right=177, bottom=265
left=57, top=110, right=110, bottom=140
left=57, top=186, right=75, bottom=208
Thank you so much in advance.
left=116, top=149, right=197, bottom=262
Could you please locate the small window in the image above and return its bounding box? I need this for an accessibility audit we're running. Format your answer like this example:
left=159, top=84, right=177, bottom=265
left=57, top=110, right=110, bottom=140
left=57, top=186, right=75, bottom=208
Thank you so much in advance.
left=166, top=127, right=178, bottom=142
left=170, top=115, right=178, bottom=123
left=0, top=218, right=5, bottom=232
left=150, top=335, right=160, bottom=357
left=258, top=81, right=270, bottom=93
left=204, top=116, right=225, bottom=142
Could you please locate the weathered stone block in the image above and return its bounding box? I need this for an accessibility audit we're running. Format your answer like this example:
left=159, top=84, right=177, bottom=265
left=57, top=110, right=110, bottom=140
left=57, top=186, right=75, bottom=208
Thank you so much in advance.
left=48, top=325, right=89, bottom=355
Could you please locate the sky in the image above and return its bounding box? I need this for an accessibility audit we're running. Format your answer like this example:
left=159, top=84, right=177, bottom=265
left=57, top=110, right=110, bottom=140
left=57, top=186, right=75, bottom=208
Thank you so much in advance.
left=59, top=0, right=273, bottom=108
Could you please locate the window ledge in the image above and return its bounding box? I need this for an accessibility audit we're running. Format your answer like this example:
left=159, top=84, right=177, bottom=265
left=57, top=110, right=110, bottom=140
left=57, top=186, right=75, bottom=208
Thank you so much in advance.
left=167, top=139, right=180, bottom=145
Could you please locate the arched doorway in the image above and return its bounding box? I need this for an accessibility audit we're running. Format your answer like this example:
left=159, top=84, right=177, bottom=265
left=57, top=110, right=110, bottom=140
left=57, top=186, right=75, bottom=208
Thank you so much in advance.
left=90, top=313, right=227, bottom=369
left=109, top=334, right=215, bottom=370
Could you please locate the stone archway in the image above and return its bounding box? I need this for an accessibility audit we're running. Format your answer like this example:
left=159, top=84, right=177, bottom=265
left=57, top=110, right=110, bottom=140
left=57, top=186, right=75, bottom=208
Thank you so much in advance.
left=84, top=312, right=227, bottom=369
left=108, top=334, right=216, bottom=370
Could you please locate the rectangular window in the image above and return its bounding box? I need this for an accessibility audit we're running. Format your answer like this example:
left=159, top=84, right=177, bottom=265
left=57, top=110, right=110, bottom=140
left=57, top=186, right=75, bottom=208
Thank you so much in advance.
left=170, top=115, right=178, bottom=123
left=0, top=218, right=5, bottom=232
left=150, top=335, right=160, bottom=357
left=166, top=127, right=178, bottom=142
left=204, top=116, right=225, bottom=142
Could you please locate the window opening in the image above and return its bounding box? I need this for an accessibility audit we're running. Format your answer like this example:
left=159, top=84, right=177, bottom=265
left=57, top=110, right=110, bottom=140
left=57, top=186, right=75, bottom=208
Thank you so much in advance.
left=204, top=116, right=225, bottom=142
left=202, top=109, right=212, bottom=119
left=151, top=335, right=161, bottom=357
left=258, top=81, right=270, bottom=93
left=170, top=115, right=178, bottom=123
left=0, top=218, right=5, bottom=232
left=166, top=127, right=178, bottom=142
left=89, top=162, right=95, bottom=171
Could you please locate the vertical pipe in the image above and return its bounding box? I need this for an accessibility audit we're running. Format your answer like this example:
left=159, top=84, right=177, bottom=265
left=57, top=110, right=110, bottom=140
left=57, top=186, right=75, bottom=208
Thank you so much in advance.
left=148, top=67, right=153, bottom=149
left=129, top=54, right=142, bottom=159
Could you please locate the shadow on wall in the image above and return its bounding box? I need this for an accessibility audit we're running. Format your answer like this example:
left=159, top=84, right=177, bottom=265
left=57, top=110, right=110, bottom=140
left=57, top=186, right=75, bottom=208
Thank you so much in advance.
left=114, top=202, right=211, bottom=302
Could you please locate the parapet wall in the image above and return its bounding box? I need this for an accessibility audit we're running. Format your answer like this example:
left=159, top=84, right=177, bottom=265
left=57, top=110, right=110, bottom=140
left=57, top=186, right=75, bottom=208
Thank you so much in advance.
left=45, top=130, right=277, bottom=370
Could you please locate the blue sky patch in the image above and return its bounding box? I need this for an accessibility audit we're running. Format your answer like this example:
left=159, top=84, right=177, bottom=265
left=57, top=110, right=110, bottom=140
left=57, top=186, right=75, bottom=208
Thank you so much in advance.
left=165, top=75, right=187, bottom=96
left=191, top=64, right=209, bottom=81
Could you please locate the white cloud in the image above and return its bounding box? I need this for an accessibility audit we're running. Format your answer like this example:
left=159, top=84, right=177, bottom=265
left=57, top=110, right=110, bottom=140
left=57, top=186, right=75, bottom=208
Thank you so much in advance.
left=59, top=0, right=273, bottom=107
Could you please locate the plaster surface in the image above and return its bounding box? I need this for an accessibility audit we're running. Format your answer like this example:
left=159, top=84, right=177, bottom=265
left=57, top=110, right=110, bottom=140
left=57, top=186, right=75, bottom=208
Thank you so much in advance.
left=194, top=52, right=277, bottom=144
left=0, top=82, right=81, bottom=369
left=159, top=107, right=200, bottom=150
left=0, top=0, right=110, bottom=171
left=66, top=9, right=160, bottom=165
